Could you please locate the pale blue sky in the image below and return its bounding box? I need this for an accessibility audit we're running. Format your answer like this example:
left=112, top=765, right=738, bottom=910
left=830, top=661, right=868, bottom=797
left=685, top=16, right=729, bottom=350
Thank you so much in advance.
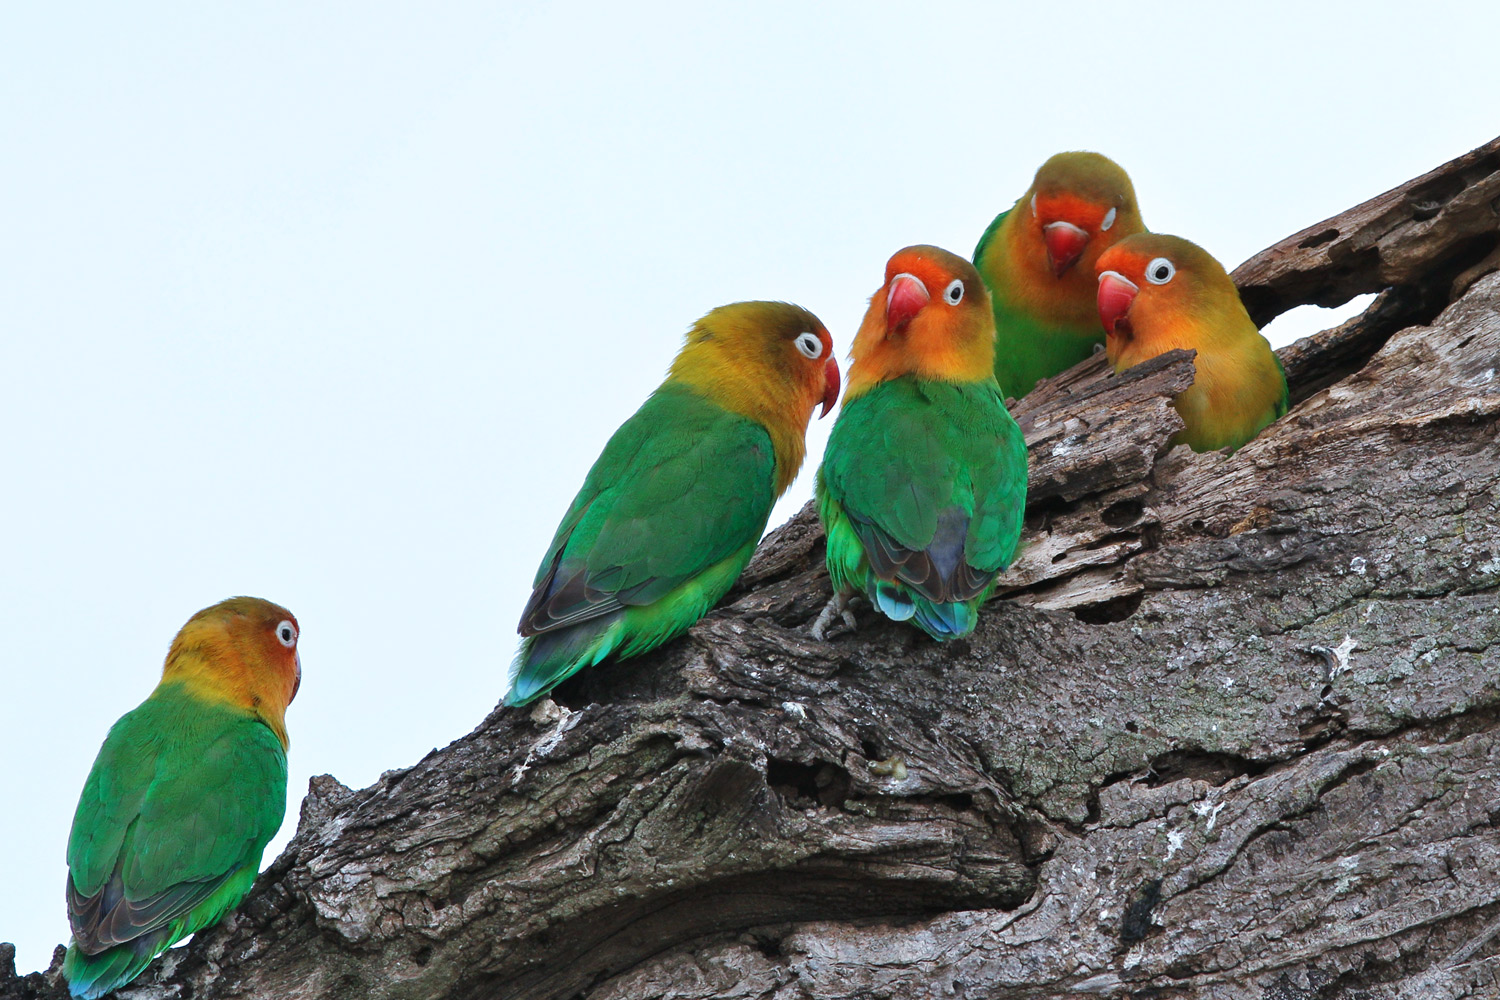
left=2, top=1, right=1495, bottom=974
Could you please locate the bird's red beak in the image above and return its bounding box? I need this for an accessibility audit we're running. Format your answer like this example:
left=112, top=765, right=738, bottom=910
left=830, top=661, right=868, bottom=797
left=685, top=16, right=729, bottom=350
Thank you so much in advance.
left=1044, top=221, right=1089, bottom=277
left=885, top=272, right=929, bottom=334
left=290, top=651, right=302, bottom=703
left=820, top=356, right=841, bottom=418
left=1097, top=270, right=1139, bottom=337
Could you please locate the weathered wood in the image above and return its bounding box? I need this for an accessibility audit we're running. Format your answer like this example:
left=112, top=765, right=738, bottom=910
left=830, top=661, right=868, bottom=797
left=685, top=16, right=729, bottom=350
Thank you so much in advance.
left=6, top=141, right=1500, bottom=1000
left=1232, top=133, right=1500, bottom=326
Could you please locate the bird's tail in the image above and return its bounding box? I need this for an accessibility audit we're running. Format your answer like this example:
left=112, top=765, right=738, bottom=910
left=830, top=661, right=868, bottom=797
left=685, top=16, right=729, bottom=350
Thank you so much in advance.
left=505, top=617, right=621, bottom=707
left=63, top=934, right=169, bottom=1000
left=870, top=580, right=977, bottom=641
left=911, top=598, right=977, bottom=640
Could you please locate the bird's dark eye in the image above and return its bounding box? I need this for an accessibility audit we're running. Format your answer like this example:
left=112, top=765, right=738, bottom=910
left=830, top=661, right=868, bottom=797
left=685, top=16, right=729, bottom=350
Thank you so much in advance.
left=1146, top=257, right=1175, bottom=285
left=275, top=620, right=297, bottom=648
left=943, top=279, right=964, bottom=305
left=793, top=332, right=822, bottom=359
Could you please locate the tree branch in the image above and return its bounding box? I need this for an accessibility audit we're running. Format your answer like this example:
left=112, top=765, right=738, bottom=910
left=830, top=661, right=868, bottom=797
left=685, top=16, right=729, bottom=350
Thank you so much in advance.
left=7, top=137, right=1500, bottom=1000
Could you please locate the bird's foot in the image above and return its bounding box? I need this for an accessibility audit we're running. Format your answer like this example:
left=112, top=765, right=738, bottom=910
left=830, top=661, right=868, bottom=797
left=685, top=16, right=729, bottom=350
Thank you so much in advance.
left=810, top=591, right=858, bottom=641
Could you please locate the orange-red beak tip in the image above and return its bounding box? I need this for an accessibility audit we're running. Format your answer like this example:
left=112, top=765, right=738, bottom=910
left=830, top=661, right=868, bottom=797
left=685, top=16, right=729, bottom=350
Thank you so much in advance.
left=820, top=357, right=841, bottom=418
left=885, top=273, right=929, bottom=334
left=1096, top=270, right=1139, bottom=335
left=1044, top=221, right=1089, bottom=278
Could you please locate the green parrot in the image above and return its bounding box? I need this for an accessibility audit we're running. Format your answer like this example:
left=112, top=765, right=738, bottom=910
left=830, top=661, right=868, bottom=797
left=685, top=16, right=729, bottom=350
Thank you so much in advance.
left=64, top=597, right=301, bottom=999
left=814, top=245, right=1028, bottom=641
left=974, top=151, right=1146, bottom=399
left=505, top=301, right=840, bottom=706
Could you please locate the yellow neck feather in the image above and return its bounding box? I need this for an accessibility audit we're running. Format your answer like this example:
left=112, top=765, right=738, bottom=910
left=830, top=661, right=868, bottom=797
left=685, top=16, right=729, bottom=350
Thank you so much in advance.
left=668, top=342, right=815, bottom=497
left=845, top=306, right=995, bottom=402
left=159, top=621, right=294, bottom=749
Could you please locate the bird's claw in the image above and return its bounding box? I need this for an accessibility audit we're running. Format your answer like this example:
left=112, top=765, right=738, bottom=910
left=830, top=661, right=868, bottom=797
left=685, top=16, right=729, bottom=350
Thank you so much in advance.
left=810, top=592, right=857, bottom=641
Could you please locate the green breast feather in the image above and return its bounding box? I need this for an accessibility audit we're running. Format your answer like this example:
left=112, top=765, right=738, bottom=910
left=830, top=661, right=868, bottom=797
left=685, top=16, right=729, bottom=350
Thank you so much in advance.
left=507, top=383, right=778, bottom=705
left=64, top=685, right=287, bottom=999
left=818, top=377, right=1027, bottom=639
left=975, top=208, right=1106, bottom=400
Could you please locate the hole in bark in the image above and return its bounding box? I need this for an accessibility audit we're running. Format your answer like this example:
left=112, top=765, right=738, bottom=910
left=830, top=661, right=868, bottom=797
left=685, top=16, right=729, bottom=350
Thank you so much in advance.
left=1124, top=721, right=1139, bottom=733
left=1120, top=878, right=1162, bottom=942
left=1407, top=174, right=1465, bottom=219
left=767, top=758, right=851, bottom=808
left=1144, top=750, right=1267, bottom=787
left=1101, top=498, right=1145, bottom=528
left=1298, top=709, right=1349, bottom=748
left=1071, top=592, right=1144, bottom=624
left=937, top=792, right=974, bottom=813
left=749, top=933, right=784, bottom=959
left=1298, top=228, right=1339, bottom=249
left=412, top=946, right=432, bottom=966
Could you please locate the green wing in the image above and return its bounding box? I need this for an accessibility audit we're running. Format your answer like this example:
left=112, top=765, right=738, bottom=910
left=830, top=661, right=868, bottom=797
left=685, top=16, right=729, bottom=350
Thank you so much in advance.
left=821, top=377, right=1027, bottom=599
left=519, top=382, right=777, bottom=637
left=67, top=687, right=287, bottom=955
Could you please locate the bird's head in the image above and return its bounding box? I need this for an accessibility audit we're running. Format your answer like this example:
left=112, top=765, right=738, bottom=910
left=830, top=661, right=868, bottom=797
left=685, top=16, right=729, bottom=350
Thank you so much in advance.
left=848, top=245, right=995, bottom=397
left=1022, top=151, right=1143, bottom=279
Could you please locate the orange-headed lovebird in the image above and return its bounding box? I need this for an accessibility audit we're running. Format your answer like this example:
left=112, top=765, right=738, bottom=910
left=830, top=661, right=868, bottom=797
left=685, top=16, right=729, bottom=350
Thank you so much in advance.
left=974, top=151, right=1145, bottom=399
left=64, top=598, right=301, bottom=999
left=506, top=301, right=840, bottom=706
left=813, top=246, right=1027, bottom=641
left=1096, top=233, right=1288, bottom=453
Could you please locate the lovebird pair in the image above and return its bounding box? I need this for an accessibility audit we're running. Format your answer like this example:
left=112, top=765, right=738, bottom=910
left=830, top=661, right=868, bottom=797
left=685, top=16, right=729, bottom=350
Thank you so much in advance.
left=506, top=249, right=1029, bottom=706
left=976, top=151, right=1286, bottom=452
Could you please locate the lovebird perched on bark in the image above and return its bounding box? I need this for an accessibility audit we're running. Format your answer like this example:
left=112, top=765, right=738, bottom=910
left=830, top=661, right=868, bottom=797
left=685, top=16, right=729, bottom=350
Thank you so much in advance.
left=974, top=151, right=1145, bottom=399
left=63, top=598, right=302, bottom=999
left=1096, top=233, right=1288, bottom=453
left=505, top=301, right=840, bottom=707
left=813, top=246, right=1027, bottom=642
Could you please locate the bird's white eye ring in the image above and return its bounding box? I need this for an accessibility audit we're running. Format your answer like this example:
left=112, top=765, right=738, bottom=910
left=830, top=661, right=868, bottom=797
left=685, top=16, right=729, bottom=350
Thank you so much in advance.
left=1030, top=192, right=1038, bottom=217
left=1101, top=206, right=1117, bottom=232
left=275, top=620, right=297, bottom=648
left=794, top=332, right=823, bottom=359
left=943, top=279, right=964, bottom=305
left=1145, top=257, right=1175, bottom=284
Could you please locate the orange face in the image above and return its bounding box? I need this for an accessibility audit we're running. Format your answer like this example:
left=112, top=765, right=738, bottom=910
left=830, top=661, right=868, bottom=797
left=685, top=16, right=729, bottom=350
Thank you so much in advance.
left=165, top=597, right=302, bottom=715
left=1027, top=189, right=1129, bottom=278
left=847, top=245, right=994, bottom=397
left=1094, top=233, right=1219, bottom=368
left=1006, top=152, right=1143, bottom=302
left=241, top=608, right=302, bottom=706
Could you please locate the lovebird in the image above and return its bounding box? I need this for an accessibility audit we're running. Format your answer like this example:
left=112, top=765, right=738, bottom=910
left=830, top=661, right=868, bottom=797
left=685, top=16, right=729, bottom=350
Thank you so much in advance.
left=505, top=301, right=840, bottom=707
left=814, top=246, right=1027, bottom=641
left=1095, top=233, right=1289, bottom=453
left=974, top=151, right=1145, bottom=399
left=63, top=597, right=302, bottom=999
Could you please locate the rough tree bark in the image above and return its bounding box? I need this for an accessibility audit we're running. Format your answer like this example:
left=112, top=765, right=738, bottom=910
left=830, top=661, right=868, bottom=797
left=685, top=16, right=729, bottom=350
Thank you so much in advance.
left=5, top=137, right=1500, bottom=1000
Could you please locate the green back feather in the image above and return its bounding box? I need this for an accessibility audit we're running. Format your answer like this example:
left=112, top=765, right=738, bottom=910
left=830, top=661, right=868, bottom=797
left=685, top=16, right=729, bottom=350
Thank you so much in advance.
left=818, top=377, right=1027, bottom=640
left=64, top=684, right=286, bottom=998
left=508, top=384, right=777, bottom=705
